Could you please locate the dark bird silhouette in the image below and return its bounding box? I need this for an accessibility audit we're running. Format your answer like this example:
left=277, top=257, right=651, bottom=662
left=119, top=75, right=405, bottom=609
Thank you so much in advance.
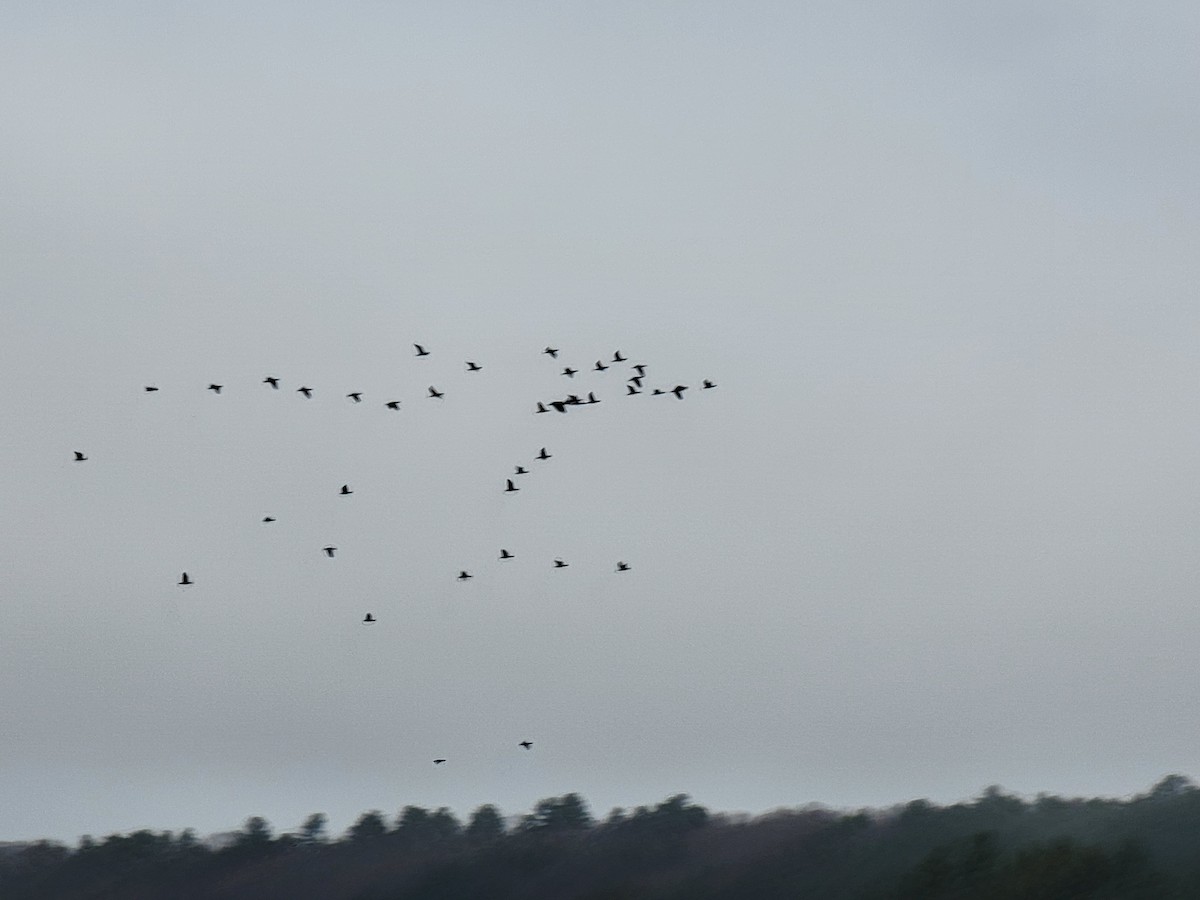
left=703, top=379, right=717, bottom=389
left=262, top=516, right=276, bottom=523
left=616, top=561, right=630, bottom=572
left=613, top=351, right=626, bottom=362
left=671, top=384, right=688, bottom=399
left=549, top=400, right=567, bottom=413
left=565, top=394, right=583, bottom=405
left=297, top=386, right=313, bottom=398
left=553, top=558, right=568, bottom=568
left=536, top=447, right=551, bottom=460
left=500, top=549, right=514, bottom=559
left=385, top=400, right=401, bottom=410
left=626, top=384, right=641, bottom=396
left=632, top=364, right=647, bottom=376
left=519, top=741, right=533, bottom=749
left=434, top=759, right=446, bottom=765
left=414, top=344, right=430, bottom=357
left=208, top=384, right=222, bottom=393
left=562, top=367, right=577, bottom=378
left=536, top=402, right=549, bottom=414
left=505, top=479, right=519, bottom=493
left=323, top=546, right=337, bottom=557
left=543, top=347, right=559, bottom=358
left=428, top=385, right=444, bottom=399
left=363, top=613, right=376, bottom=624
left=628, top=375, right=644, bottom=387
left=466, top=361, right=482, bottom=371
left=144, top=386, right=158, bottom=392
left=73, top=451, right=87, bottom=461
left=340, top=484, right=353, bottom=495
left=178, top=572, right=192, bottom=585
left=458, top=571, right=473, bottom=581
left=652, top=388, right=665, bottom=395
left=514, top=465, right=528, bottom=475
left=586, top=392, right=599, bottom=404
left=264, top=377, right=280, bottom=388
left=594, top=360, right=608, bottom=371
left=347, top=392, right=363, bottom=403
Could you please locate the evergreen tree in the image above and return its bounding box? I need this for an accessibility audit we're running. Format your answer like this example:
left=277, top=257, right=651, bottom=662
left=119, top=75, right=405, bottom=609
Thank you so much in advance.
left=347, top=810, right=387, bottom=843
left=299, top=813, right=328, bottom=844
left=466, top=804, right=505, bottom=843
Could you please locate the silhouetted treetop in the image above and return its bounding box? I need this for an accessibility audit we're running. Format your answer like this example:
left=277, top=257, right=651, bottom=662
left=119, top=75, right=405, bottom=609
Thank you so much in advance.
left=520, top=793, right=592, bottom=833
left=466, top=804, right=505, bottom=844
left=234, top=817, right=272, bottom=848
left=347, top=810, right=387, bottom=843
left=299, top=813, right=327, bottom=844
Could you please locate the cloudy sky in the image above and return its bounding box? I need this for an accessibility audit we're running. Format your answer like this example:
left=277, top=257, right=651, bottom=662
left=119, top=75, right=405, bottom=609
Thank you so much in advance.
left=3, top=2, right=1199, bottom=843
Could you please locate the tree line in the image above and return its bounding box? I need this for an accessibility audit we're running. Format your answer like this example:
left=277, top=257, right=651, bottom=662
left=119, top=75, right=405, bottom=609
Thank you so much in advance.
left=3, top=777, right=1200, bottom=898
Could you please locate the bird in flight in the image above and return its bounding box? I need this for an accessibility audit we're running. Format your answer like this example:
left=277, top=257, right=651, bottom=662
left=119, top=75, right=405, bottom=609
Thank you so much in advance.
left=262, top=516, right=276, bottom=523
left=362, top=613, right=376, bottom=624
left=616, top=561, right=630, bottom=572
left=536, top=448, right=551, bottom=460
left=263, top=376, right=279, bottom=389
left=632, top=364, right=647, bottom=376
left=543, top=347, right=559, bottom=358
left=505, top=479, right=519, bottom=493
left=626, top=385, right=641, bottom=396
left=433, top=759, right=446, bottom=765
left=671, top=384, right=688, bottom=399
left=565, top=394, right=583, bottom=405
left=144, top=386, right=158, bottom=392
left=208, top=384, right=223, bottom=393
left=514, top=465, right=528, bottom=475
left=297, top=386, right=313, bottom=398
left=594, top=360, right=608, bottom=371
left=628, top=375, right=644, bottom=387
left=323, top=546, right=337, bottom=557
left=347, top=392, right=363, bottom=403
left=535, top=402, right=549, bottom=414
left=178, top=572, right=192, bottom=585
left=651, top=388, right=665, bottom=396
left=500, top=549, right=514, bottom=559
left=586, top=392, right=599, bottom=404
left=466, top=361, right=482, bottom=371
left=340, top=484, right=353, bottom=496
left=414, top=344, right=430, bottom=357
left=385, top=400, right=400, bottom=410
left=519, top=741, right=533, bottom=749
left=549, top=400, right=567, bottom=413
left=703, top=379, right=717, bottom=389
left=553, top=558, right=568, bottom=568
left=613, top=351, right=626, bottom=362
left=562, top=367, right=578, bottom=378
left=73, top=451, right=87, bottom=462
left=458, top=571, right=473, bottom=581
left=428, top=386, right=444, bottom=399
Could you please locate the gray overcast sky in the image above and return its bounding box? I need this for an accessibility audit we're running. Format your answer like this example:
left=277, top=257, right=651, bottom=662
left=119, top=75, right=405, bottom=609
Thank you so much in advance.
left=3, top=2, right=1200, bottom=843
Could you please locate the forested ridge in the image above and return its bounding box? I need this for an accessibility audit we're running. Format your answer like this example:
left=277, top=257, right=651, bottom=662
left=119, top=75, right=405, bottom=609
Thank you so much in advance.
left=4, top=777, right=1200, bottom=899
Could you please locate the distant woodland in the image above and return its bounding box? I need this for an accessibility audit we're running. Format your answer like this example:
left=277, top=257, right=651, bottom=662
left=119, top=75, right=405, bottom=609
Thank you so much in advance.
left=4, top=776, right=1200, bottom=899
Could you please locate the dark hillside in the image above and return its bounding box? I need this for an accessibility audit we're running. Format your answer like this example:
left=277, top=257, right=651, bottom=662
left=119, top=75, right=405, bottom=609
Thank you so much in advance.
left=3, top=779, right=1198, bottom=899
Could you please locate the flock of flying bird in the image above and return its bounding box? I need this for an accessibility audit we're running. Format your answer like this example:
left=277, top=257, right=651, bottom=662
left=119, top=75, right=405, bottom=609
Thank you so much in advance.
left=72, top=343, right=716, bottom=764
